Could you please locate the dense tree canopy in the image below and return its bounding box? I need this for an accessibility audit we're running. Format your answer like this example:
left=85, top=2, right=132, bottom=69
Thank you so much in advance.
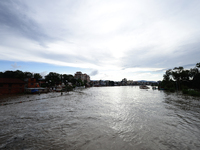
left=160, top=62, right=200, bottom=91
left=0, top=70, right=80, bottom=87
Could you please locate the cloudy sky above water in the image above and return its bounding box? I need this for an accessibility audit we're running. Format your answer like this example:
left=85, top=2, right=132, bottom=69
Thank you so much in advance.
left=0, top=0, right=200, bottom=81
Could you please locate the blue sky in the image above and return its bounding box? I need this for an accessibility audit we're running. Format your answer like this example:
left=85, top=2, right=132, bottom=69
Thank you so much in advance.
left=0, top=0, right=200, bottom=81
left=0, top=60, right=89, bottom=77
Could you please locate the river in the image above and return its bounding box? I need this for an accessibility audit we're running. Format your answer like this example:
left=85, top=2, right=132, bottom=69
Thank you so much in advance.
left=0, top=86, right=200, bottom=150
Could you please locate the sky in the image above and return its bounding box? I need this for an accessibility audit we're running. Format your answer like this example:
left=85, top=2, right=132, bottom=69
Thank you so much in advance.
left=0, top=0, right=200, bottom=81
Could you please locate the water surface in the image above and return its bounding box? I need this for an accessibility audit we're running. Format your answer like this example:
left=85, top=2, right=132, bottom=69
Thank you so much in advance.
left=0, top=87, right=200, bottom=149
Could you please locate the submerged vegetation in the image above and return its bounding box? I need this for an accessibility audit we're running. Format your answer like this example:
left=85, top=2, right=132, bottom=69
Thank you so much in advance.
left=159, top=62, right=200, bottom=96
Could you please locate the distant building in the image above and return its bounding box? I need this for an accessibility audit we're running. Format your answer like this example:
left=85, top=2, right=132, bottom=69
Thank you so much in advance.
left=83, top=73, right=90, bottom=83
left=74, top=72, right=90, bottom=83
left=0, top=78, right=25, bottom=94
left=74, top=72, right=84, bottom=81
left=127, top=80, right=133, bottom=85
left=91, top=80, right=99, bottom=87
left=99, top=80, right=106, bottom=86
left=27, top=78, right=40, bottom=88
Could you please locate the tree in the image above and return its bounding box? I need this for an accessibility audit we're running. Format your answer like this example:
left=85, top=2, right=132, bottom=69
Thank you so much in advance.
left=62, top=74, right=74, bottom=84
left=45, top=72, right=61, bottom=86
left=77, top=78, right=83, bottom=86
left=196, top=62, right=200, bottom=68
left=14, top=70, right=25, bottom=80
left=109, top=81, right=114, bottom=86
left=3, top=70, right=14, bottom=78
left=189, top=68, right=199, bottom=80
left=160, top=62, right=200, bottom=91
left=180, top=70, right=190, bottom=81
left=171, top=67, right=185, bottom=90
left=34, top=73, right=42, bottom=81
left=24, top=72, right=33, bottom=78
left=191, top=62, right=200, bottom=89
left=193, top=73, right=200, bottom=89
left=71, top=78, right=77, bottom=85
left=0, top=72, right=3, bottom=78
left=163, top=69, right=172, bottom=81
left=84, top=80, right=87, bottom=86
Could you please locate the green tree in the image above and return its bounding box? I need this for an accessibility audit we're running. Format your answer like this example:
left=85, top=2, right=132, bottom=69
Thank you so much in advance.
left=77, top=78, right=83, bottom=86
left=14, top=70, right=25, bottom=80
left=189, top=68, right=199, bottom=80
left=62, top=74, right=74, bottom=84
left=163, top=69, right=172, bottom=81
left=34, top=73, right=42, bottom=81
left=24, top=72, right=33, bottom=78
left=109, top=81, right=114, bottom=86
left=45, top=72, right=61, bottom=86
left=193, top=73, right=200, bottom=89
left=192, top=62, right=200, bottom=89
left=171, top=67, right=184, bottom=90
left=3, top=70, right=14, bottom=78
left=196, top=62, right=200, bottom=68
left=0, top=72, right=3, bottom=78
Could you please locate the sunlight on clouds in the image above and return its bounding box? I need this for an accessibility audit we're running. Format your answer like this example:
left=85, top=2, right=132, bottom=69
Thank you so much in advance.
left=91, top=68, right=163, bottom=81
left=123, top=67, right=164, bottom=72
left=1, top=0, right=200, bottom=80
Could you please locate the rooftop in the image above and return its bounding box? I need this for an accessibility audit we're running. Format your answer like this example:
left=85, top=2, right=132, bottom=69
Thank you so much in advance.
left=0, top=78, right=25, bottom=84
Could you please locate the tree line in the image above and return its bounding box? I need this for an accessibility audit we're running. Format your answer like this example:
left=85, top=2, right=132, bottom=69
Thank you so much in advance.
left=159, top=62, right=200, bottom=95
left=0, top=70, right=85, bottom=88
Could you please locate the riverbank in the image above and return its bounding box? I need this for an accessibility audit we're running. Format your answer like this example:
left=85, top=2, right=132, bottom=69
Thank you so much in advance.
left=0, top=94, right=25, bottom=101
left=0, top=91, right=71, bottom=105
left=182, top=89, right=200, bottom=97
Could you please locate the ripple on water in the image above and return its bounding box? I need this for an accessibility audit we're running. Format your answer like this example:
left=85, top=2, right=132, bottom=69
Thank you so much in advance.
left=0, top=87, right=200, bottom=150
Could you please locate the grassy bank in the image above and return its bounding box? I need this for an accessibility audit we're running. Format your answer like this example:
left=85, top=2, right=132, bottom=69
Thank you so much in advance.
left=182, top=89, right=200, bottom=97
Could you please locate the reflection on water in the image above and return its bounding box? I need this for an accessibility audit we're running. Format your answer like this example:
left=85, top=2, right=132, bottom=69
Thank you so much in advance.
left=0, top=87, right=200, bottom=149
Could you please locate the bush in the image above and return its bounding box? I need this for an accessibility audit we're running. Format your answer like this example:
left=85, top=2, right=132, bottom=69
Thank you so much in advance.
left=181, top=85, right=188, bottom=90
left=169, top=88, right=175, bottom=92
left=182, top=89, right=200, bottom=96
left=65, top=85, right=73, bottom=92
left=188, top=90, right=200, bottom=97
left=182, top=89, right=189, bottom=94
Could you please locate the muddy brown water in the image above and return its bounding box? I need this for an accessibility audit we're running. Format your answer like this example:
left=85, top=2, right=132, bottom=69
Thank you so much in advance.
left=0, top=87, right=200, bottom=150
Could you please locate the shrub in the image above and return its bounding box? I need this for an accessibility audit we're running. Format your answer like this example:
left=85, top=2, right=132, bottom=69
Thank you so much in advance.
left=188, top=90, right=200, bottom=97
left=182, top=89, right=200, bottom=96
left=182, top=89, right=189, bottom=94
left=169, top=88, right=175, bottom=92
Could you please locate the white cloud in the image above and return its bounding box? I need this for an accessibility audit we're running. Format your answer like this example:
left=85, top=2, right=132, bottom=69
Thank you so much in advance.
left=40, top=71, right=49, bottom=77
left=11, top=62, right=21, bottom=69
left=0, top=0, right=200, bottom=81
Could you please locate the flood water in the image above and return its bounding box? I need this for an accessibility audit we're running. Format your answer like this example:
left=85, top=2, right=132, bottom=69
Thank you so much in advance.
left=0, top=86, right=200, bottom=150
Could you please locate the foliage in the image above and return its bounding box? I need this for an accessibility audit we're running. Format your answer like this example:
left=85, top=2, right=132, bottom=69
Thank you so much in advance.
left=45, top=72, right=61, bottom=86
left=0, top=70, right=32, bottom=80
left=182, top=89, right=200, bottom=97
left=109, top=81, right=114, bottom=86
left=34, top=73, right=42, bottom=81
left=160, top=62, right=200, bottom=95
left=151, top=82, right=158, bottom=86
left=76, top=78, right=84, bottom=86
left=169, top=88, right=175, bottom=92
left=62, top=74, right=74, bottom=84
left=159, top=63, right=200, bottom=90
left=65, top=85, right=73, bottom=92
left=0, top=70, right=77, bottom=88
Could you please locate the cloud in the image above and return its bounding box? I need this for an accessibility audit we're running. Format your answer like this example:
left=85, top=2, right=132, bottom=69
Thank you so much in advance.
left=90, top=70, right=99, bottom=76
left=40, top=71, right=49, bottom=77
left=11, top=63, right=21, bottom=69
left=0, top=0, right=200, bottom=81
left=0, top=0, right=55, bottom=46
